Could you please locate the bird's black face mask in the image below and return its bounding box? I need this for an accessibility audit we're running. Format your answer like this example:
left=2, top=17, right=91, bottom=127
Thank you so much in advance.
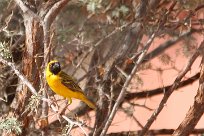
left=50, top=62, right=61, bottom=75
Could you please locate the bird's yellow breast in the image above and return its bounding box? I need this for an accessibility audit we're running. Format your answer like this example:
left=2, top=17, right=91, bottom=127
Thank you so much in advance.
left=45, top=60, right=96, bottom=109
left=46, top=67, right=78, bottom=98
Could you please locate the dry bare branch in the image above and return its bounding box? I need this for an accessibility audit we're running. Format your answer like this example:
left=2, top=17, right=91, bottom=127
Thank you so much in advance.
left=100, top=32, right=156, bottom=136
left=139, top=40, right=204, bottom=136
left=143, top=29, right=198, bottom=63
left=173, top=40, right=204, bottom=135
left=125, top=72, right=199, bottom=101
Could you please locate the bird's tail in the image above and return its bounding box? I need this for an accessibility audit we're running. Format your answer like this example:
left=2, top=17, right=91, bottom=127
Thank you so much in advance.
left=82, top=97, right=96, bottom=110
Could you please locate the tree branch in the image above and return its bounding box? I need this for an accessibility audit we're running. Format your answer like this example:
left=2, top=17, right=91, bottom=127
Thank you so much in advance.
left=14, top=0, right=30, bottom=13
left=41, top=1, right=70, bottom=133
left=173, top=40, right=204, bottom=135
left=143, top=28, right=198, bottom=64
left=43, top=0, right=70, bottom=28
left=100, top=32, right=156, bottom=136
left=125, top=72, right=200, bottom=101
left=139, top=40, right=204, bottom=136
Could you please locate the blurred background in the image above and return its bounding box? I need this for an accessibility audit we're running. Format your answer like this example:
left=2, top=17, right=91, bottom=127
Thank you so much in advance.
left=0, top=0, right=204, bottom=135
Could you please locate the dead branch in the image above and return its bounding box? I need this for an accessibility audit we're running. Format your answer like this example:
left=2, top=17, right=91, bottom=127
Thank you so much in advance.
left=100, top=32, right=156, bottom=136
left=125, top=72, right=199, bottom=101
left=139, top=40, right=204, bottom=136
left=143, top=28, right=198, bottom=63
left=74, top=23, right=130, bottom=79
left=173, top=40, right=204, bottom=135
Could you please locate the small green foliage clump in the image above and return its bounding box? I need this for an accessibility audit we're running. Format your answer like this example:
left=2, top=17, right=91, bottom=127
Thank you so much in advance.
left=112, top=5, right=129, bottom=18
left=25, top=94, right=41, bottom=115
left=79, top=0, right=102, bottom=13
left=62, top=124, right=70, bottom=135
left=0, top=42, right=12, bottom=60
left=0, top=117, right=22, bottom=135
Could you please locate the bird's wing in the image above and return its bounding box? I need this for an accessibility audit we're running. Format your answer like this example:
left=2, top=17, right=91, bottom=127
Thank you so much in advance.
left=59, top=71, right=84, bottom=94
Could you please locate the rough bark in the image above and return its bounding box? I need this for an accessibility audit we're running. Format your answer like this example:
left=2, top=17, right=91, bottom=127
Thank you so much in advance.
left=7, top=0, right=69, bottom=135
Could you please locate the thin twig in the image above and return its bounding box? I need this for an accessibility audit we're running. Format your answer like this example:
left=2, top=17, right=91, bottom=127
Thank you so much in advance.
left=130, top=103, right=153, bottom=111
left=115, top=65, right=128, bottom=78
left=132, top=115, right=144, bottom=129
left=62, top=115, right=88, bottom=136
left=143, top=28, right=198, bottom=63
left=125, top=72, right=200, bottom=100
left=100, top=32, right=156, bottom=136
left=121, top=108, right=144, bottom=129
left=72, top=23, right=130, bottom=76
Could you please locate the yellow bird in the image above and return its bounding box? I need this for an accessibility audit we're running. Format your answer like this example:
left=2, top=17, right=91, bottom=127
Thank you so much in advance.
left=46, top=60, right=96, bottom=109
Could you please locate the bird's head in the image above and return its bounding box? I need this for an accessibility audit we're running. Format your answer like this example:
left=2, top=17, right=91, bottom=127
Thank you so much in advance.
left=48, top=60, right=61, bottom=75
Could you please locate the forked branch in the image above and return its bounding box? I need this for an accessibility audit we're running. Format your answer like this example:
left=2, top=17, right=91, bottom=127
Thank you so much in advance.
left=139, top=40, right=204, bottom=136
left=173, top=40, right=204, bottom=135
left=100, top=32, right=156, bottom=136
